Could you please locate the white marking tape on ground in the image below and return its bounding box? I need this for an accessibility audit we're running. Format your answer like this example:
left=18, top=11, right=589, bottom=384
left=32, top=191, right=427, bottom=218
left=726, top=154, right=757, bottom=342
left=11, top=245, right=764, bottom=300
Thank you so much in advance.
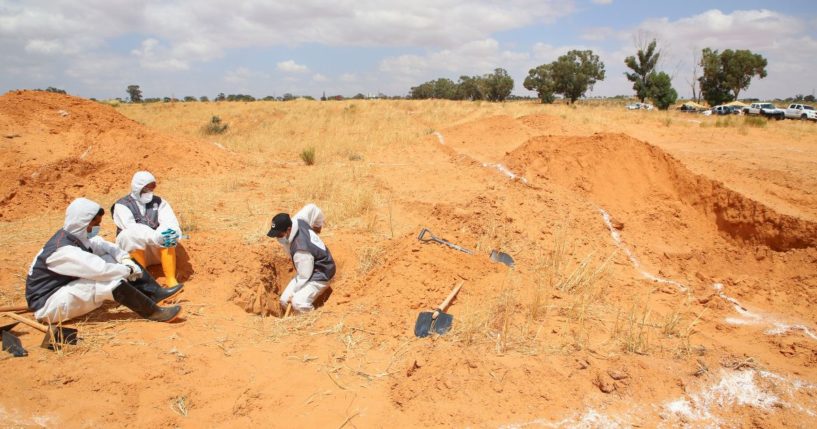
left=431, top=131, right=529, bottom=184
left=482, top=163, right=529, bottom=184
left=432, top=131, right=445, bottom=145
left=598, top=208, right=687, bottom=292
left=714, top=283, right=817, bottom=340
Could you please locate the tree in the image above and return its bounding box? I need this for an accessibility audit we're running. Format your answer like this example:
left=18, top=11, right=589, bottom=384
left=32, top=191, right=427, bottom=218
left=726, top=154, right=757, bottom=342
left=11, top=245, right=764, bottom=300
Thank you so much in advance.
left=321, top=91, right=327, bottom=101
left=352, top=93, right=365, bottom=99
left=481, top=68, right=514, bottom=102
left=183, top=96, right=197, bottom=102
left=432, top=78, right=458, bottom=99
left=523, top=64, right=556, bottom=103
left=409, top=82, right=434, bottom=99
left=699, top=48, right=767, bottom=106
left=529, top=50, right=605, bottom=104
left=215, top=92, right=226, bottom=102
left=199, top=96, right=209, bottom=102
left=624, top=39, right=660, bottom=102
left=456, top=75, right=483, bottom=100
left=126, top=85, right=142, bottom=103
left=805, top=95, right=816, bottom=103
left=647, top=72, right=678, bottom=109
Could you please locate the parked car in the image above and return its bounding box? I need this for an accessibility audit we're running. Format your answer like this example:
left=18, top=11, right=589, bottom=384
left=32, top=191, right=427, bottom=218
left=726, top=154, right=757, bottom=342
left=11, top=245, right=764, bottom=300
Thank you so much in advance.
left=710, top=105, right=741, bottom=115
left=743, top=102, right=784, bottom=120
left=784, top=104, right=817, bottom=121
left=626, top=102, right=654, bottom=111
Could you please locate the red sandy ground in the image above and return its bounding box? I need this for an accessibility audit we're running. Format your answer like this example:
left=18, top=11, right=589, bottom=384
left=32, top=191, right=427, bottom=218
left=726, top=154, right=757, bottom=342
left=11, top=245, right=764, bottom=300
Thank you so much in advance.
left=1, top=91, right=816, bottom=428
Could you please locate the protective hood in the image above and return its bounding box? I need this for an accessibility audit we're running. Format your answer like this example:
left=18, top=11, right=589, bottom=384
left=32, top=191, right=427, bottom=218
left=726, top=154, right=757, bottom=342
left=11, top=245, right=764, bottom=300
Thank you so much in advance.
left=63, top=198, right=101, bottom=239
left=130, top=171, right=156, bottom=200
left=289, top=203, right=324, bottom=242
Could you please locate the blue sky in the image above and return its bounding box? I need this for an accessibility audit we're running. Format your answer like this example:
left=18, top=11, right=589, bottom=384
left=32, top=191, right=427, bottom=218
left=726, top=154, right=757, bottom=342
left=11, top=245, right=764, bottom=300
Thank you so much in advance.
left=2, top=1, right=816, bottom=100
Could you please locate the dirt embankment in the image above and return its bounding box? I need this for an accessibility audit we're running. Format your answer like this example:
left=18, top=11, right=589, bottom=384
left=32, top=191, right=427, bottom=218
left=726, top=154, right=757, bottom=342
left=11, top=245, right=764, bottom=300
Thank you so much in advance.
left=0, top=90, right=237, bottom=220
left=504, top=132, right=817, bottom=251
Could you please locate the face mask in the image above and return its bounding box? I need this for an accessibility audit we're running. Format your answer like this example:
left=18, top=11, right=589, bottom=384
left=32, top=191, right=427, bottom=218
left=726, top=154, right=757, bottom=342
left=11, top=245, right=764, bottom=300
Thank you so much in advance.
left=87, top=225, right=100, bottom=239
left=139, top=192, right=154, bottom=204
left=276, top=237, right=289, bottom=245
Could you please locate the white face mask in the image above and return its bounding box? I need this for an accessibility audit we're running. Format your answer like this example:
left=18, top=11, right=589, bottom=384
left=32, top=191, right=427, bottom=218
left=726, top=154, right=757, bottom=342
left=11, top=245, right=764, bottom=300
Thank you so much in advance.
left=87, top=225, right=100, bottom=239
left=276, top=237, right=289, bottom=245
left=139, top=192, right=154, bottom=204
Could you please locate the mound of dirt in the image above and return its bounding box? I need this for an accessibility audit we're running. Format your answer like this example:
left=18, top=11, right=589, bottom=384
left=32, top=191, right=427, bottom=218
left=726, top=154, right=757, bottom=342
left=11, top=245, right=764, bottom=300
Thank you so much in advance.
left=230, top=246, right=293, bottom=317
left=0, top=90, right=237, bottom=220
left=504, top=133, right=817, bottom=251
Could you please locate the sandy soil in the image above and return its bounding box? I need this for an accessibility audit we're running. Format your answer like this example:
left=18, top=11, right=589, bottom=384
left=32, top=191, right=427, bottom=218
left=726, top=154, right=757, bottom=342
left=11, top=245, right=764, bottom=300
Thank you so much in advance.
left=1, top=91, right=816, bottom=428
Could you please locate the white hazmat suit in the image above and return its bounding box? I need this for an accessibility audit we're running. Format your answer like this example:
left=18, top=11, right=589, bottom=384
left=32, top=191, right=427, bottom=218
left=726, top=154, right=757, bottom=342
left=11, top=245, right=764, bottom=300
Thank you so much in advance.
left=113, top=171, right=183, bottom=264
left=278, top=204, right=330, bottom=313
left=27, top=198, right=139, bottom=323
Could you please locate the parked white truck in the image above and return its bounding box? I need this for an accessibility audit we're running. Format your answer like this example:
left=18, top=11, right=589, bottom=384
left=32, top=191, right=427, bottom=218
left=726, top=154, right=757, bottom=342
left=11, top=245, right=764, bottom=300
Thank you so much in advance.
left=784, top=104, right=817, bottom=121
left=743, top=102, right=785, bottom=119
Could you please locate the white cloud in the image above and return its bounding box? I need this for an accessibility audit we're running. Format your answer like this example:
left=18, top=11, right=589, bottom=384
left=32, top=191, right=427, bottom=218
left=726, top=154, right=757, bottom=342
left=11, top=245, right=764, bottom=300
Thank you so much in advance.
left=312, top=73, right=328, bottom=82
left=592, top=0, right=613, bottom=4
left=224, top=67, right=269, bottom=84
left=580, top=27, right=615, bottom=41
left=340, top=73, right=358, bottom=82
left=277, top=60, right=309, bottom=73
left=131, top=38, right=189, bottom=71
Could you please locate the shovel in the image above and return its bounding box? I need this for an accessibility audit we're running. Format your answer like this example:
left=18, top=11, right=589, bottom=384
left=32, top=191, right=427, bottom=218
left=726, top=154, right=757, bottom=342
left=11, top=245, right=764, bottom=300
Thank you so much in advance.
left=417, top=228, right=514, bottom=267
left=414, top=281, right=463, bottom=338
left=1, top=312, right=78, bottom=350
left=2, top=330, right=27, bottom=357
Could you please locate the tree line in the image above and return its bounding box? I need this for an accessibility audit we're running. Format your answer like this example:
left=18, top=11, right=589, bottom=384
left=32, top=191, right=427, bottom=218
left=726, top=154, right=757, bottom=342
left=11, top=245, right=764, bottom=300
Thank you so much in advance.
left=408, top=41, right=773, bottom=110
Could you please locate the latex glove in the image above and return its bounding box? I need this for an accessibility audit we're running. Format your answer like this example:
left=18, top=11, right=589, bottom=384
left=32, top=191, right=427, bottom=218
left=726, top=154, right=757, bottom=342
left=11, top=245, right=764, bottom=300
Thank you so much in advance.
left=122, top=258, right=143, bottom=282
left=154, top=228, right=179, bottom=248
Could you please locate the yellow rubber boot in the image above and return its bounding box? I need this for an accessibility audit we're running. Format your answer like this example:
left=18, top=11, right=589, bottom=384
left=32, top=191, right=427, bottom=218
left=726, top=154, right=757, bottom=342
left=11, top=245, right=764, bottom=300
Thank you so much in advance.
left=160, top=247, right=180, bottom=287
left=130, top=250, right=147, bottom=268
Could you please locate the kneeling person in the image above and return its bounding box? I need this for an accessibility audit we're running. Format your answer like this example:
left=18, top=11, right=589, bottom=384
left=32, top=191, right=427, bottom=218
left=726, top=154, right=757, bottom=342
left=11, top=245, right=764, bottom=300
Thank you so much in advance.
left=26, top=198, right=183, bottom=324
left=267, top=213, right=336, bottom=313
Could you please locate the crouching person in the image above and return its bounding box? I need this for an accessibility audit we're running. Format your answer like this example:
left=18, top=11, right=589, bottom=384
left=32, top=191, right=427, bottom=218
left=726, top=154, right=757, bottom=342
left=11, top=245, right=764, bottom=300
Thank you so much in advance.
left=26, top=198, right=183, bottom=324
left=267, top=212, right=336, bottom=314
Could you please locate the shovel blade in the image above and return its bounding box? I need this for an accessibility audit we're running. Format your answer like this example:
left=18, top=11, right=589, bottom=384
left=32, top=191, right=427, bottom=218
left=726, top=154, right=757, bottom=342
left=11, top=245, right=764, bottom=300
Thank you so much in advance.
left=490, top=250, right=515, bottom=268
left=40, top=327, right=78, bottom=350
left=2, top=330, right=28, bottom=357
left=414, top=312, right=434, bottom=338
left=432, top=312, right=454, bottom=335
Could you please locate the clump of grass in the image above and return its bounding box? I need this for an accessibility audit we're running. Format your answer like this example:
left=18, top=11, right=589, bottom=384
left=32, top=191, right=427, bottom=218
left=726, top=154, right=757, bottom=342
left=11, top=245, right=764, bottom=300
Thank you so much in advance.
left=202, top=115, right=228, bottom=135
left=743, top=116, right=767, bottom=128
left=357, top=245, right=384, bottom=274
left=348, top=153, right=363, bottom=161
left=612, top=296, right=652, bottom=355
left=662, top=116, right=672, bottom=127
left=300, top=146, right=316, bottom=165
left=714, top=116, right=737, bottom=128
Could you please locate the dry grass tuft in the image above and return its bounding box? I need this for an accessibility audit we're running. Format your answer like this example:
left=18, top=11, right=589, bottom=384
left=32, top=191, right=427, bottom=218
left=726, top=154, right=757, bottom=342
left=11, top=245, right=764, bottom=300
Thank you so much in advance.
left=357, top=245, right=384, bottom=274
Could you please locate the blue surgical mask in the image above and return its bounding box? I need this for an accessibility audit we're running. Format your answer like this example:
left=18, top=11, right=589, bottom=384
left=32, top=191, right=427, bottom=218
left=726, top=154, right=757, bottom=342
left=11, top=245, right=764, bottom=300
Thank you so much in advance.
left=87, top=225, right=100, bottom=239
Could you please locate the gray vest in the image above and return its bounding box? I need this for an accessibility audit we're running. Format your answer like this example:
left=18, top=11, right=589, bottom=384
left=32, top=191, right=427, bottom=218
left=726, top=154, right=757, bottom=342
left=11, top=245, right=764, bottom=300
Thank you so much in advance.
left=112, top=194, right=162, bottom=235
left=289, top=219, right=336, bottom=282
left=26, top=229, right=92, bottom=311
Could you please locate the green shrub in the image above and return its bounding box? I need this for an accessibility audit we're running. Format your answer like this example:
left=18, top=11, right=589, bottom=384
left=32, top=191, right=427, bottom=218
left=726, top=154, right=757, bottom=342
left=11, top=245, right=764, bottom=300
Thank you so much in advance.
left=202, top=115, right=228, bottom=135
left=300, top=147, right=316, bottom=165
left=743, top=116, right=767, bottom=128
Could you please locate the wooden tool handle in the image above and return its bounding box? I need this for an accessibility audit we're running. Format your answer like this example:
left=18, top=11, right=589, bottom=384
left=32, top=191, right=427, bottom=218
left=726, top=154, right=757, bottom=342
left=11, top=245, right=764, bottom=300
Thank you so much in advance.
left=0, top=305, right=29, bottom=312
left=435, top=281, right=464, bottom=314
left=2, top=312, right=47, bottom=333
left=284, top=302, right=292, bottom=318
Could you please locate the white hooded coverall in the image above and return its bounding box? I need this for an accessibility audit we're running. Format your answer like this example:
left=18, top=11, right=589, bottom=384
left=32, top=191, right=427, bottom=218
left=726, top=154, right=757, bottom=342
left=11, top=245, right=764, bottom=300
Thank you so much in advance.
left=279, top=204, right=328, bottom=313
left=28, top=198, right=133, bottom=323
left=114, top=171, right=183, bottom=264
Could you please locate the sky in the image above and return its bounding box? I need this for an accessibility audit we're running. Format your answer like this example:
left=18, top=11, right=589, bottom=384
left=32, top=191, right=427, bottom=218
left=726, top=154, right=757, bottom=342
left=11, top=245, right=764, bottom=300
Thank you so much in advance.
left=2, top=0, right=817, bottom=100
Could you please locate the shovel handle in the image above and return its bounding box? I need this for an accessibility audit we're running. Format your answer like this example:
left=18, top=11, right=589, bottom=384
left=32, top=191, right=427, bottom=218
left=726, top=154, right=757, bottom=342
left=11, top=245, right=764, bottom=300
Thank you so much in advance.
left=0, top=305, right=29, bottom=313
left=2, top=312, right=48, bottom=333
left=434, top=281, right=464, bottom=316
left=417, top=228, right=475, bottom=255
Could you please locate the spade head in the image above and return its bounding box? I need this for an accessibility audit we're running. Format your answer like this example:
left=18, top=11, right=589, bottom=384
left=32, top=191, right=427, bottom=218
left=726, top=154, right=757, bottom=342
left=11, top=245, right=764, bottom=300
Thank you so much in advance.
left=40, top=326, right=78, bottom=350
left=490, top=250, right=515, bottom=268
left=2, top=330, right=28, bottom=357
left=432, top=312, right=454, bottom=335
left=414, top=311, right=434, bottom=338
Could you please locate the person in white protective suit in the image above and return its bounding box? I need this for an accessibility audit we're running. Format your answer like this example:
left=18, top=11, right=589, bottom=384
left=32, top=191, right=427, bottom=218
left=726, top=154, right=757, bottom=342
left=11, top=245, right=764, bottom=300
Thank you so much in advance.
left=25, top=198, right=183, bottom=324
left=267, top=207, right=335, bottom=314
left=113, top=171, right=184, bottom=288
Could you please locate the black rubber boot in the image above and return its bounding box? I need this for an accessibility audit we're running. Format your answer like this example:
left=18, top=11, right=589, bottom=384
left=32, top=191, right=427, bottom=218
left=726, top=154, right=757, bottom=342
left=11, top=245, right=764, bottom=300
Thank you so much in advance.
left=130, top=268, right=184, bottom=303
left=112, top=281, right=181, bottom=322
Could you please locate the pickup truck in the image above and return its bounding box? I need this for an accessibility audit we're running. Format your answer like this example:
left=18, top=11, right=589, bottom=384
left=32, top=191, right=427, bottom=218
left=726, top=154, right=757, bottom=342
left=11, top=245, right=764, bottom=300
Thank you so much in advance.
left=784, top=104, right=817, bottom=121
left=743, top=102, right=785, bottom=119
